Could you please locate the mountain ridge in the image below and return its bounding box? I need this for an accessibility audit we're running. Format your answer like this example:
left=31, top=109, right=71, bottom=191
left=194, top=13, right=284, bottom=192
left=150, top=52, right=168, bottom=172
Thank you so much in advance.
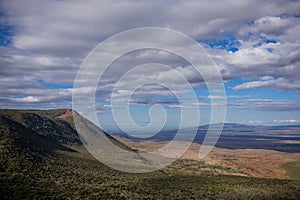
left=0, top=108, right=135, bottom=170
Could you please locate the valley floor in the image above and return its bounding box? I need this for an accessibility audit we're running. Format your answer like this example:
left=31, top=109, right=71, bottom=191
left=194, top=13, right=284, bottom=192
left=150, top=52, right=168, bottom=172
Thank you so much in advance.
left=113, top=135, right=300, bottom=180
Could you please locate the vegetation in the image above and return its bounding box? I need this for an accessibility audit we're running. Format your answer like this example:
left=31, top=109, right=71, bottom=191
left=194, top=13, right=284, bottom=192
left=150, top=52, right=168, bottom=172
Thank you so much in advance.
left=282, top=161, right=300, bottom=181
left=0, top=109, right=299, bottom=199
left=1, top=145, right=299, bottom=199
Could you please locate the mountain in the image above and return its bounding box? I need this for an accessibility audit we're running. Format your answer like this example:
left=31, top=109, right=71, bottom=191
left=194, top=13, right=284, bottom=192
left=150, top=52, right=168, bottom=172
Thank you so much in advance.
left=0, top=109, right=80, bottom=144
left=0, top=109, right=133, bottom=171
left=111, top=122, right=300, bottom=153
left=0, top=109, right=299, bottom=199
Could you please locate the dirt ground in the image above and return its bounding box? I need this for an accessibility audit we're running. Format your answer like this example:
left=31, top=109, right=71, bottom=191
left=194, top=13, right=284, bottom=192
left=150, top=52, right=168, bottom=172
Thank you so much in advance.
left=112, top=135, right=300, bottom=179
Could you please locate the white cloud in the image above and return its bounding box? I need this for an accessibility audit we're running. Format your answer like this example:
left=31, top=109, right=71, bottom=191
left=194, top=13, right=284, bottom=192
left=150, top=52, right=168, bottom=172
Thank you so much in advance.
left=207, top=95, right=225, bottom=100
left=240, top=119, right=300, bottom=124
left=13, top=96, right=40, bottom=103
left=206, top=13, right=300, bottom=91
left=238, top=16, right=294, bottom=37
left=233, top=78, right=300, bottom=91
left=273, top=119, right=299, bottom=124
left=0, top=0, right=300, bottom=111
left=231, top=99, right=300, bottom=111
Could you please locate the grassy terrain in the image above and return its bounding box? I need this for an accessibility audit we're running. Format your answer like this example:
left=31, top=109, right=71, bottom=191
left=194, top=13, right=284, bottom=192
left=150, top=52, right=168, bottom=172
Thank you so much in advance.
left=282, top=161, right=300, bottom=181
left=1, top=145, right=299, bottom=199
left=0, top=109, right=300, bottom=199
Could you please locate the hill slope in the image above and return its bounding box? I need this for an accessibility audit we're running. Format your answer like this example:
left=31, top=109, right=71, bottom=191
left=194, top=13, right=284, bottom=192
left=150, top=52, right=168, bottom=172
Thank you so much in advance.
left=0, top=109, right=133, bottom=170
left=0, top=109, right=299, bottom=199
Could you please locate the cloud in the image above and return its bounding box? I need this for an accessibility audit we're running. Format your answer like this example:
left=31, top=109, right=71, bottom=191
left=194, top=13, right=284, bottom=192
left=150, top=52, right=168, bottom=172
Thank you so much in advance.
left=240, top=119, right=300, bottom=125
left=0, top=0, right=299, bottom=113
left=273, top=119, right=299, bottom=124
left=238, top=16, right=295, bottom=37
left=170, top=98, right=300, bottom=112
left=12, top=96, right=40, bottom=103
left=2, top=0, right=299, bottom=55
left=209, top=14, right=300, bottom=90
left=233, top=77, right=300, bottom=91
left=199, top=95, right=225, bottom=100
left=233, top=99, right=300, bottom=111
left=207, top=95, right=225, bottom=100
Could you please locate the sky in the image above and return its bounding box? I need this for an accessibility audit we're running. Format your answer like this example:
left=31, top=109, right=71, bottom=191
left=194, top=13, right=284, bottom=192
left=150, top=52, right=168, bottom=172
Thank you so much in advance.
left=0, top=0, right=300, bottom=132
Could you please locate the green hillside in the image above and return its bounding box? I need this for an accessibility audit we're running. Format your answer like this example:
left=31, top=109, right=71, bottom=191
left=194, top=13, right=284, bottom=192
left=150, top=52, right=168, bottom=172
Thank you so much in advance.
left=0, top=109, right=299, bottom=199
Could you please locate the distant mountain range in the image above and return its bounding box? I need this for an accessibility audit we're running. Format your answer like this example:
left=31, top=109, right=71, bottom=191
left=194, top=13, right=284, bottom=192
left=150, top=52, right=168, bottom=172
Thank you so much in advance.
left=112, top=122, right=300, bottom=153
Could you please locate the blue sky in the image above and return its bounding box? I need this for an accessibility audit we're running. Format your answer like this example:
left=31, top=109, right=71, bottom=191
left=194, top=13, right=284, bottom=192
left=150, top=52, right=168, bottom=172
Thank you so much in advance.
left=0, top=0, right=300, bottom=132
